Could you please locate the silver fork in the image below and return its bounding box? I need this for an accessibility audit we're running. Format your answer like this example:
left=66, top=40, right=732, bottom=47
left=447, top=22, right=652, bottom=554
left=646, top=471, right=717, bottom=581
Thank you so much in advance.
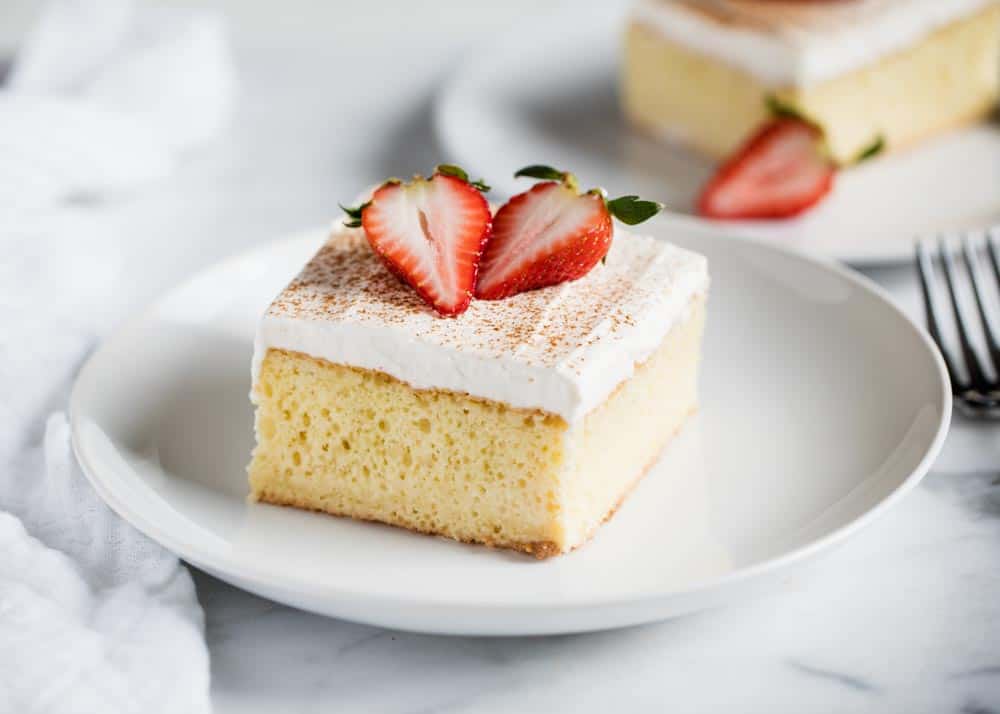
left=916, top=229, right=1000, bottom=418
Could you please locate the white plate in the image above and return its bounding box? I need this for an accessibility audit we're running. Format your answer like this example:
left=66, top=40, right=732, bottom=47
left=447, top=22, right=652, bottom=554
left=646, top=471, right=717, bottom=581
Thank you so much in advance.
left=70, top=223, right=949, bottom=636
left=434, top=1, right=1000, bottom=266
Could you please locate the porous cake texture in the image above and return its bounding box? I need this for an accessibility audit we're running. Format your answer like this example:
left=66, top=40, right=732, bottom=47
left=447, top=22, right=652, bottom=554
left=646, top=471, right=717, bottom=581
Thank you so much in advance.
left=248, top=226, right=708, bottom=557
left=623, top=0, right=1000, bottom=163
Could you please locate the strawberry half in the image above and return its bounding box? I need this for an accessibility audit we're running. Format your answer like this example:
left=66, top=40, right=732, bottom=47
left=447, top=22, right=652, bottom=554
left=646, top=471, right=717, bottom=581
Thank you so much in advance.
left=341, top=165, right=491, bottom=316
left=696, top=117, right=835, bottom=220
left=475, top=165, right=663, bottom=300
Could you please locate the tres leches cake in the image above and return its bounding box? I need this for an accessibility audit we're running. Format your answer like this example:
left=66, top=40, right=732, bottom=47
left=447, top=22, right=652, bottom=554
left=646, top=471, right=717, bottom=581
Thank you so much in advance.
left=248, top=165, right=708, bottom=557
left=623, top=0, right=1000, bottom=219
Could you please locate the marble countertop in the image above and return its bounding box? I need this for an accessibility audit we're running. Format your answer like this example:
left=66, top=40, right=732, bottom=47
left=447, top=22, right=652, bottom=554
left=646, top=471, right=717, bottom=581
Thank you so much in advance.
left=6, top=1, right=997, bottom=710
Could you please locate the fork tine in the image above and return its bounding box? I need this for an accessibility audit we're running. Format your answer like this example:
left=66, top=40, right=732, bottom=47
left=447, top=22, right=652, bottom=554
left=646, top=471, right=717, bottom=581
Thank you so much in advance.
left=988, top=228, right=1000, bottom=297
left=938, top=236, right=991, bottom=390
left=961, top=234, right=1000, bottom=383
left=916, top=240, right=966, bottom=391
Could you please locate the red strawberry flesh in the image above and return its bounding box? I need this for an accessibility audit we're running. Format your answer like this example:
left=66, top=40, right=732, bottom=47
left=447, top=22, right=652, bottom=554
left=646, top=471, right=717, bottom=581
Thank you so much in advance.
left=475, top=182, right=612, bottom=300
left=362, top=173, right=491, bottom=316
left=696, top=118, right=835, bottom=220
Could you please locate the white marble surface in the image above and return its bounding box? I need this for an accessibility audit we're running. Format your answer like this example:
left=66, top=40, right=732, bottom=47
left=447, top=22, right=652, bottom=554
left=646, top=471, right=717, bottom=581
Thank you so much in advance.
left=4, top=1, right=999, bottom=711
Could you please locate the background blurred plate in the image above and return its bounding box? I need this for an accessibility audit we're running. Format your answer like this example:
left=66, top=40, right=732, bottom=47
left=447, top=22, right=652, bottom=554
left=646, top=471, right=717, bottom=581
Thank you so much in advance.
left=70, top=222, right=949, bottom=635
left=434, top=1, right=1000, bottom=266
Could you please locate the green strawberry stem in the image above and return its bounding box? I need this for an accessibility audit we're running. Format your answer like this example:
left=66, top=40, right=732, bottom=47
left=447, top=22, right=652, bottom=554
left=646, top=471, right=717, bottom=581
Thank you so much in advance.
left=340, top=201, right=370, bottom=228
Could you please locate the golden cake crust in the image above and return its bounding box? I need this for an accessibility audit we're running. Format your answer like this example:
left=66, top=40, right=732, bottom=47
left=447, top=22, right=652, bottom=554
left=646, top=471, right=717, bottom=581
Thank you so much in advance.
left=252, top=487, right=562, bottom=559
left=253, top=406, right=696, bottom=559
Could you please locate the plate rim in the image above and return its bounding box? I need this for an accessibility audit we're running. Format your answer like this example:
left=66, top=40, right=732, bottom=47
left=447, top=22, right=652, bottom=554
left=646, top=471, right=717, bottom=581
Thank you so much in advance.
left=69, top=222, right=952, bottom=629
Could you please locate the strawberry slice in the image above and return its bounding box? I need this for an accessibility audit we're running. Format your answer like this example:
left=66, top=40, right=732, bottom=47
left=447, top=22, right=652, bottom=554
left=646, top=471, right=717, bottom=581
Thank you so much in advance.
left=696, top=118, right=835, bottom=220
left=475, top=166, right=662, bottom=300
left=341, top=166, right=491, bottom=316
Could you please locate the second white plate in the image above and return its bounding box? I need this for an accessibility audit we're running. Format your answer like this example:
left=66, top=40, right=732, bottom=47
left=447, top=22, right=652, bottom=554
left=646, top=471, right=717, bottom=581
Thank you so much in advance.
left=70, top=221, right=949, bottom=635
left=434, top=1, right=1000, bottom=266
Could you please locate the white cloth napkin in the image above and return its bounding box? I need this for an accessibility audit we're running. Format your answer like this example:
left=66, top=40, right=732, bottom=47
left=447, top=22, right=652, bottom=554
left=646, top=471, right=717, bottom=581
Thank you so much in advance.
left=1, top=0, right=236, bottom=209
left=0, top=416, right=210, bottom=714
left=0, top=1, right=234, bottom=711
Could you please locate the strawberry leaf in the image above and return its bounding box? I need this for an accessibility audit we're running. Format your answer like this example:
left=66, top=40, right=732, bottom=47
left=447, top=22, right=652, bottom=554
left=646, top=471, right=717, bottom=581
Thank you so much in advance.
left=515, top=165, right=580, bottom=192
left=765, top=94, right=809, bottom=122
left=606, top=195, right=664, bottom=225
left=340, top=201, right=370, bottom=228
left=853, top=134, right=885, bottom=164
left=435, top=164, right=490, bottom=193
left=514, top=165, right=567, bottom=182
left=764, top=95, right=832, bottom=150
left=435, top=164, right=469, bottom=182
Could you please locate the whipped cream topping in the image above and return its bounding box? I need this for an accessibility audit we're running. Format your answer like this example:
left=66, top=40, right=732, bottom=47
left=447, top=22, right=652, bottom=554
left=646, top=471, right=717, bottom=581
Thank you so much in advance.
left=252, top=225, right=708, bottom=424
left=632, top=0, right=998, bottom=86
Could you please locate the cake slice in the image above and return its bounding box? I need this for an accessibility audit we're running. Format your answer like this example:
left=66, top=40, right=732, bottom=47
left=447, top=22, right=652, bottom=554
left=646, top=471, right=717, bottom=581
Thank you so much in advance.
left=248, top=167, right=708, bottom=557
left=248, top=229, right=707, bottom=558
left=623, top=0, right=1000, bottom=164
